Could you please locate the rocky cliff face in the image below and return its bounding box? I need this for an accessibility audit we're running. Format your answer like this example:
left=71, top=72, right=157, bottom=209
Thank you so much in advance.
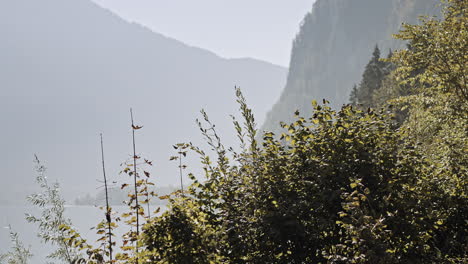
left=262, top=0, right=440, bottom=134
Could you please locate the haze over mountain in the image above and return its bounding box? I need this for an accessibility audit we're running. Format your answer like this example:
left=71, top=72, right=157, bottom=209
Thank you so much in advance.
left=0, top=0, right=287, bottom=203
left=262, top=0, right=441, bottom=134
left=91, top=0, right=316, bottom=67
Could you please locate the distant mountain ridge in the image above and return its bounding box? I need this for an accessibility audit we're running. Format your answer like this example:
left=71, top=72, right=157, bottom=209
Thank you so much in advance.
left=262, top=0, right=441, bottom=134
left=0, top=0, right=287, bottom=203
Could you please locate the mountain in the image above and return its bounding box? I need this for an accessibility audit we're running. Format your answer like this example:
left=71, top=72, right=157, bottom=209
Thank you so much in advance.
left=262, top=0, right=441, bottom=134
left=0, top=0, right=287, bottom=203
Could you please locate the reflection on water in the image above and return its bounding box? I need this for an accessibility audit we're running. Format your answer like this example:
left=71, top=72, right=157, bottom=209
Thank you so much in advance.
left=0, top=205, right=162, bottom=262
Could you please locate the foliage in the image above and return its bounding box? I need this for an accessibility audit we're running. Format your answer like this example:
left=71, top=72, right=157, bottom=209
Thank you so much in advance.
left=350, top=45, right=395, bottom=108
left=389, top=2, right=468, bottom=261
left=349, top=84, right=359, bottom=105
left=0, top=226, right=33, bottom=264
left=391, top=0, right=467, bottom=202
left=141, top=1, right=467, bottom=260
left=25, top=156, right=90, bottom=263
left=357, top=45, right=385, bottom=107
left=392, top=0, right=467, bottom=101
left=15, top=0, right=467, bottom=263
left=141, top=197, right=223, bottom=263
left=92, top=208, right=117, bottom=262
left=116, top=154, right=156, bottom=262
left=112, top=113, right=161, bottom=263
left=142, top=89, right=465, bottom=263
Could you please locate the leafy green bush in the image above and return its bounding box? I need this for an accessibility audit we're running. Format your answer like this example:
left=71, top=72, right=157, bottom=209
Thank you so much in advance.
left=142, top=88, right=465, bottom=264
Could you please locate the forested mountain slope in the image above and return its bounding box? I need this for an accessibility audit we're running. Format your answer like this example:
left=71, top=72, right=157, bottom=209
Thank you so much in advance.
left=0, top=0, right=287, bottom=203
left=262, top=0, right=440, bottom=134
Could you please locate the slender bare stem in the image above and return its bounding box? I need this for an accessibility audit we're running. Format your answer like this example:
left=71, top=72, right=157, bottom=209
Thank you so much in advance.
left=130, top=108, right=140, bottom=262
left=146, top=179, right=151, bottom=219
left=100, top=134, right=113, bottom=262
left=179, top=151, right=184, bottom=195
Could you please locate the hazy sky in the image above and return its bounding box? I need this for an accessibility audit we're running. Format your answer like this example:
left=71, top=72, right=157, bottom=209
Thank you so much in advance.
left=91, top=0, right=316, bottom=66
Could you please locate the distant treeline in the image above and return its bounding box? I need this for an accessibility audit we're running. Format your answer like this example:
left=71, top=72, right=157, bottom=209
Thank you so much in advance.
left=73, top=186, right=179, bottom=206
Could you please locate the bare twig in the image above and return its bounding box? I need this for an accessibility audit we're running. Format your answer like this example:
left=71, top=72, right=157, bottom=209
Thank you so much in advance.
left=100, top=134, right=113, bottom=262
left=130, top=108, right=140, bottom=262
